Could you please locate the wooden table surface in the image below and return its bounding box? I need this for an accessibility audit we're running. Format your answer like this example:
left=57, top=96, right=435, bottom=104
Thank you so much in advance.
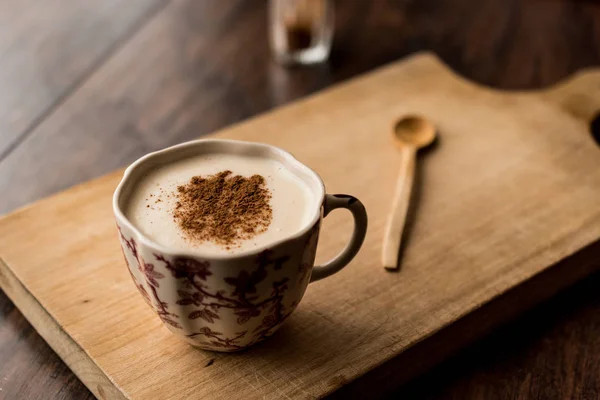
left=1, top=1, right=599, bottom=399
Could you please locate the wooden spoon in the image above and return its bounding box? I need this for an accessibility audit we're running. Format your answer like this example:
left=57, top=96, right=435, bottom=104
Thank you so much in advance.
left=382, top=115, right=437, bottom=271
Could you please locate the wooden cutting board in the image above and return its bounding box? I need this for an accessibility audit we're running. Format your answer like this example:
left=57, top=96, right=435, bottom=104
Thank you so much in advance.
left=1, top=52, right=600, bottom=400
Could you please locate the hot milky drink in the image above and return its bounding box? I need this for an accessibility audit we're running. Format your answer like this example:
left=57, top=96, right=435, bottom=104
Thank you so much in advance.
left=125, top=153, right=315, bottom=255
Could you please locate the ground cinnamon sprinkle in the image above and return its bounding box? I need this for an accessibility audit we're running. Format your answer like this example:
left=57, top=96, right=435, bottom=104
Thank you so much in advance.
left=173, top=170, right=272, bottom=247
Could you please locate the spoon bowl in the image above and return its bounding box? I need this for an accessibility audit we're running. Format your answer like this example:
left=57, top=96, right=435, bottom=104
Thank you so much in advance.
left=393, top=115, right=437, bottom=149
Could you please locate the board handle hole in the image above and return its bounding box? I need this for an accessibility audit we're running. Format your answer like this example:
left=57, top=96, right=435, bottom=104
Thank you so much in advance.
left=591, top=112, right=600, bottom=147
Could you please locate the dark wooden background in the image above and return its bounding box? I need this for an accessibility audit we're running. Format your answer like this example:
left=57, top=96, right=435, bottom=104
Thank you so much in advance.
left=1, top=0, right=599, bottom=398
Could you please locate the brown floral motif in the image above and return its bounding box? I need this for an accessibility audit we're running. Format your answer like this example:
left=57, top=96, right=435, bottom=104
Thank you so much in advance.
left=167, top=258, right=212, bottom=281
left=176, top=290, right=204, bottom=306
left=137, top=284, right=151, bottom=305
left=225, top=269, right=260, bottom=298
left=120, top=247, right=152, bottom=306
left=118, top=225, right=297, bottom=349
left=251, top=277, right=292, bottom=342
left=155, top=254, right=243, bottom=310
left=141, top=261, right=181, bottom=328
left=187, top=328, right=247, bottom=350
left=256, top=250, right=290, bottom=271
left=234, top=308, right=261, bottom=324
left=227, top=251, right=292, bottom=336
left=188, top=308, right=220, bottom=323
left=157, top=250, right=293, bottom=348
left=140, top=262, right=164, bottom=288
left=118, top=226, right=181, bottom=329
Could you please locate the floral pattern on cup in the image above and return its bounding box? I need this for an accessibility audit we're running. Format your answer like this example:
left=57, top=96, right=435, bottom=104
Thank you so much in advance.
left=117, top=221, right=320, bottom=351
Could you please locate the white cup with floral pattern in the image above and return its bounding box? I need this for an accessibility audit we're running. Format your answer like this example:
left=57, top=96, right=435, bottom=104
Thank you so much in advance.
left=113, top=139, right=368, bottom=351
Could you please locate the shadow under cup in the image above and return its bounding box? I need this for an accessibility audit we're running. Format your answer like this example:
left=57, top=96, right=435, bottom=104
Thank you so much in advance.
left=113, top=139, right=367, bottom=351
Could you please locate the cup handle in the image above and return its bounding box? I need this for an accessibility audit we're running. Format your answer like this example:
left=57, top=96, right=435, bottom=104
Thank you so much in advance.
left=310, top=194, right=368, bottom=283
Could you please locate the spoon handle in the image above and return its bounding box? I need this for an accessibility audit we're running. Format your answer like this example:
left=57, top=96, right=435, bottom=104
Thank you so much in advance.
left=382, top=146, right=416, bottom=270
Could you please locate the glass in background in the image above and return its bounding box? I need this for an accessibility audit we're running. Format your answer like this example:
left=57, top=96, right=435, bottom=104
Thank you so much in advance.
left=269, top=0, right=334, bottom=66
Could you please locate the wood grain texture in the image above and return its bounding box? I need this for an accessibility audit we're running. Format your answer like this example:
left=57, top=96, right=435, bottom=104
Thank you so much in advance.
left=1, top=52, right=600, bottom=399
left=1, top=1, right=600, bottom=399
left=0, top=259, right=124, bottom=400
left=0, top=300, right=95, bottom=400
left=0, top=0, right=165, bottom=160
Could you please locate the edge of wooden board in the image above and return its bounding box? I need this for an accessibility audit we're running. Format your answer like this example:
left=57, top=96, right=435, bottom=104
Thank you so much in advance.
left=330, top=239, right=600, bottom=398
left=0, top=258, right=127, bottom=400
left=2, top=239, right=598, bottom=400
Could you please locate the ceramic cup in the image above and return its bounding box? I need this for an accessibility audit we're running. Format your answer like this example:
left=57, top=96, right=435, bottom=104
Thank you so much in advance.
left=113, top=139, right=367, bottom=351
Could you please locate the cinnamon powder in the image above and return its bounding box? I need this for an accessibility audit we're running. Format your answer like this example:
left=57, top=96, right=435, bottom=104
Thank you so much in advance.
left=173, top=170, right=272, bottom=247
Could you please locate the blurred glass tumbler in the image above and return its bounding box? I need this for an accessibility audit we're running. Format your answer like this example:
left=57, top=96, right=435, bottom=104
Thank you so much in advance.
left=269, top=0, right=334, bottom=66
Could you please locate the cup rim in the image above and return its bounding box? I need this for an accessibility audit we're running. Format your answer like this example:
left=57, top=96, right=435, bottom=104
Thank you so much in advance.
left=113, top=138, right=325, bottom=260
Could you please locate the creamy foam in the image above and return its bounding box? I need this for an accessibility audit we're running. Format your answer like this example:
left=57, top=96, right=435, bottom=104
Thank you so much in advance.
left=125, top=153, right=315, bottom=255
